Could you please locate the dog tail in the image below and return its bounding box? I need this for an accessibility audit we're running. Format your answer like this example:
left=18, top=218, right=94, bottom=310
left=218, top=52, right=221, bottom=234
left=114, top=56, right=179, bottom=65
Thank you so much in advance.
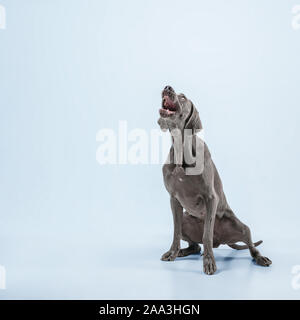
left=228, top=240, right=263, bottom=250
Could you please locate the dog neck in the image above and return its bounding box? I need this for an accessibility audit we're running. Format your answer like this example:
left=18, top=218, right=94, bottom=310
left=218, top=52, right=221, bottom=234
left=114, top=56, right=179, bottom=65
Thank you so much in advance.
left=169, top=131, right=197, bottom=167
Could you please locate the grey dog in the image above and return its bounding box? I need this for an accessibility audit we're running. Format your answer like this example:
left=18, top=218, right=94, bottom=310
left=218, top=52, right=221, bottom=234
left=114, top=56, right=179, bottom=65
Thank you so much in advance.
left=157, top=86, right=272, bottom=275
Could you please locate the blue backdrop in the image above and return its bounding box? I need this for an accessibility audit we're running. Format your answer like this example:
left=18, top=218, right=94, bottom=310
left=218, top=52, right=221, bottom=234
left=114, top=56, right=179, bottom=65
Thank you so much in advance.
left=0, top=0, right=300, bottom=299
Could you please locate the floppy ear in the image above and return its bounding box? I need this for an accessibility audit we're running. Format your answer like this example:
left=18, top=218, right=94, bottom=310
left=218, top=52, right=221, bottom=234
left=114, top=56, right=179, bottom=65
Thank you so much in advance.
left=185, top=102, right=202, bottom=134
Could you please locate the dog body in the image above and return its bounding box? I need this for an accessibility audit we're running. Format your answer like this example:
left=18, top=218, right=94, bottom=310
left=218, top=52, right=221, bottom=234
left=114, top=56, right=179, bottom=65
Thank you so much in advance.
left=158, top=86, right=271, bottom=274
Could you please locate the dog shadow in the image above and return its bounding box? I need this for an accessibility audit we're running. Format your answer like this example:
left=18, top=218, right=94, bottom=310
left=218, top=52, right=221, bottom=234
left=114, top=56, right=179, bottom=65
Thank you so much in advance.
left=161, top=249, right=255, bottom=275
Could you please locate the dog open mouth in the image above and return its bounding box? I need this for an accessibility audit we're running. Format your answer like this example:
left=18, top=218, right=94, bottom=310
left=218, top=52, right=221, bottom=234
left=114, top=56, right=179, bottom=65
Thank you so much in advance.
left=159, top=95, right=177, bottom=117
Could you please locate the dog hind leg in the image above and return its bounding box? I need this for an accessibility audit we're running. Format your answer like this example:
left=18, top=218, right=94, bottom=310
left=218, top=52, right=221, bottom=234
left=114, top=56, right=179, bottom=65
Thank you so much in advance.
left=243, top=225, right=272, bottom=266
left=229, top=215, right=272, bottom=266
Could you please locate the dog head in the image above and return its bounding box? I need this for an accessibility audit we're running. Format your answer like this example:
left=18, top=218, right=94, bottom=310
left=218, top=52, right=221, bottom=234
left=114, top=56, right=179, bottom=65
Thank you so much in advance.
left=158, top=86, right=202, bottom=134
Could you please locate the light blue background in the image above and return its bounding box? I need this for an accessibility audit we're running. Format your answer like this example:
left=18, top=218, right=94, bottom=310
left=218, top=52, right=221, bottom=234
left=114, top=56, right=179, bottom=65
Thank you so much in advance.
left=0, top=0, right=300, bottom=299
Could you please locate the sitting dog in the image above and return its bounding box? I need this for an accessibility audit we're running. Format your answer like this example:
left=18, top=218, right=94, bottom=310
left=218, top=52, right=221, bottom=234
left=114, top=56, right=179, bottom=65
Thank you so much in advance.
left=158, top=86, right=272, bottom=275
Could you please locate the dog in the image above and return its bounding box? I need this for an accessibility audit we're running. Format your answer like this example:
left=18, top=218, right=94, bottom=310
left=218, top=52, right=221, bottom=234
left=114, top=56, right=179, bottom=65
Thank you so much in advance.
left=157, top=85, right=272, bottom=275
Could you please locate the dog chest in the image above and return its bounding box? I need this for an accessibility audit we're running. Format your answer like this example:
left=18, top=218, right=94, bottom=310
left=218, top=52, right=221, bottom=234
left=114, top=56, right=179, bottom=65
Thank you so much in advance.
left=163, top=165, right=206, bottom=217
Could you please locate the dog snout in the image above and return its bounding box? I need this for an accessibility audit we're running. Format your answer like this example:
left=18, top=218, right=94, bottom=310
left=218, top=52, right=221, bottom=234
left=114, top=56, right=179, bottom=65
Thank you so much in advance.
left=164, top=86, right=174, bottom=92
left=162, top=86, right=175, bottom=99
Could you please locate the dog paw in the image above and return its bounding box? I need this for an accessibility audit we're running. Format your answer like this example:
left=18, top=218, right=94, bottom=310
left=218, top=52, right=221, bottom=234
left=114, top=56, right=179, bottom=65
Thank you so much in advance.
left=178, top=245, right=201, bottom=257
left=161, top=249, right=179, bottom=261
left=203, top=254, right=217, bottom=275
left=255, top=255, right=272, bottom=267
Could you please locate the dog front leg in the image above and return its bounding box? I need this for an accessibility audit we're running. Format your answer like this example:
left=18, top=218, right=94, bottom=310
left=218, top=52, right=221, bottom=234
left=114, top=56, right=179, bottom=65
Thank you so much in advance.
left=203, top=192, right=218, bottom=275
left=161, top=197, right=183, bottom=261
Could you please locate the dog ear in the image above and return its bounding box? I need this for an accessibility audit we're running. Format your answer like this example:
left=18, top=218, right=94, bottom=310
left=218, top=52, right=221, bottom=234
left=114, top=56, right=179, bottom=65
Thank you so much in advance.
left=185, top=102, right=202, bottom=134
